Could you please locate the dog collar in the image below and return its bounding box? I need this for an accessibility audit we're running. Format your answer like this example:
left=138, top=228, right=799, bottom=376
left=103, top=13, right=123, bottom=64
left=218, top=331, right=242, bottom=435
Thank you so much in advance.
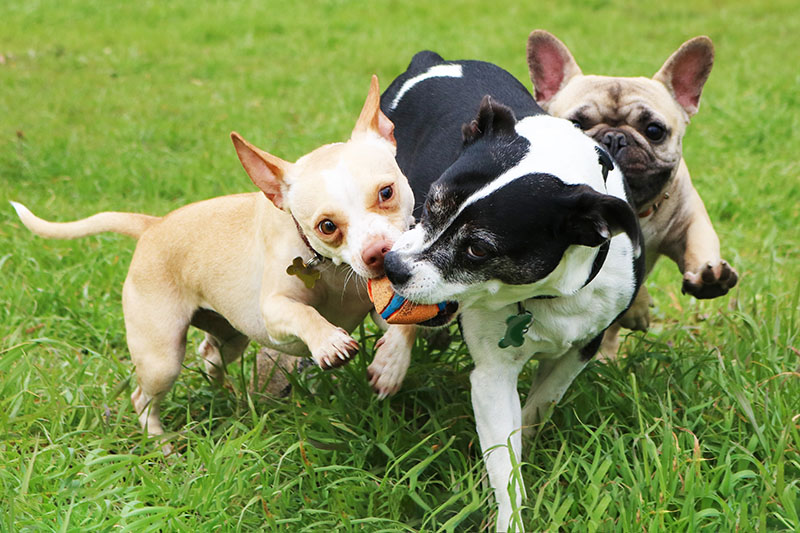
left=638, top=191, right=670, bottom=218
left=499, top=240, right=610, bottom=349
left=287, top=215, right=326, bottom=288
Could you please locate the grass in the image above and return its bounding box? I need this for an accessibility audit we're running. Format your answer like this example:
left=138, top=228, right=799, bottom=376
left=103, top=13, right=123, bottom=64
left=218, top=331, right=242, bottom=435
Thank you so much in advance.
left=1, top=0, right=799, bottom=530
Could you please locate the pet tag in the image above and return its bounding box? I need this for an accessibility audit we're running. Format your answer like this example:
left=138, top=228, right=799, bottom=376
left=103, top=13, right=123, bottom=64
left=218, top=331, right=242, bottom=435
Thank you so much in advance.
left=498, top=309, right=532, bottom=349
left=286, top=256, right=321, bottom=289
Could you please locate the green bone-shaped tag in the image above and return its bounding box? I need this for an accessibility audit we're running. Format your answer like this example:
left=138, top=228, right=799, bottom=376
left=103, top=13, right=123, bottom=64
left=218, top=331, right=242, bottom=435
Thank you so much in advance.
left=498, top=310, right=532, bottom=349
left=286, top=256, right=321, bottom=289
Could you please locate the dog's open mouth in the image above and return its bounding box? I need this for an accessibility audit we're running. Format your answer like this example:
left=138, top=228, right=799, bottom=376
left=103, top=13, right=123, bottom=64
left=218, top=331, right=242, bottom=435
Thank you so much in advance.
left=418, top=301, right=459, bottom=327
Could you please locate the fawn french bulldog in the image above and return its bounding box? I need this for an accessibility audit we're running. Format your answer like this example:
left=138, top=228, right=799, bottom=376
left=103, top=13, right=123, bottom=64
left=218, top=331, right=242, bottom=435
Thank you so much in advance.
left=526, top=30, right=738, bottom=354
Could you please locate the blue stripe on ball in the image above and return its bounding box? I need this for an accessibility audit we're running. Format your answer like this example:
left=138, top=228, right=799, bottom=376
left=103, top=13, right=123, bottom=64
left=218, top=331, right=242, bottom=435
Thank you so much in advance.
left=381, top=293, right=407, bottom=320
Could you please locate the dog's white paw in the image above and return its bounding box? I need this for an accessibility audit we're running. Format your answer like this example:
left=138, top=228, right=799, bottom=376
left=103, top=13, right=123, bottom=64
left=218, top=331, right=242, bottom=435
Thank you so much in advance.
left=367, top=333, right=413, bottom=399
left=310, top=328, right=359, bottom=370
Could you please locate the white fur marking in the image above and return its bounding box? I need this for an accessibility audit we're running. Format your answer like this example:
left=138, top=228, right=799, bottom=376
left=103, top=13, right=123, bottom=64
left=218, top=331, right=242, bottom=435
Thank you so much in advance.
left=389, top=64, right=463, bottom=111
left=419, top=115, right=620, bottom=252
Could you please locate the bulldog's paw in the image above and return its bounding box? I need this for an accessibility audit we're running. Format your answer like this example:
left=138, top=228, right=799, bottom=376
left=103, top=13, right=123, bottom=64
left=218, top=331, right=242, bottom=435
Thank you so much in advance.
left=311, top=328, right=359, bottom=369
left=367, top=334, right=412, bottom=399
left=618, top=286, right=653, bottom=331
left=682, top=260, right=739, bottom=299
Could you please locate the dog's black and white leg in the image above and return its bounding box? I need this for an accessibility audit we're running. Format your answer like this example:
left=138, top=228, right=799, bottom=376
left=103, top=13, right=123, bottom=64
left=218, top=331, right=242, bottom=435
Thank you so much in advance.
left=462, top=312, right=530, bottom=532
left=520, top=348, right=592, bottom=441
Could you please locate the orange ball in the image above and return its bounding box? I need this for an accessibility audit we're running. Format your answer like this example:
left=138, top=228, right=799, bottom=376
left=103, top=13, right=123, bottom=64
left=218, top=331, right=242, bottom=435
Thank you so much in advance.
left=367, top=276, right=446, bottom=325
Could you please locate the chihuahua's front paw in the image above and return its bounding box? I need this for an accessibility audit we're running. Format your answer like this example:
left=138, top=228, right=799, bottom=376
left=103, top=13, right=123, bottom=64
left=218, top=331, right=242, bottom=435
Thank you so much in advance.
left=311, top=328, right=359, bottom=370
left=367, top=335, right=412, bottom=399
left=682, top=260, right=738, bottom=299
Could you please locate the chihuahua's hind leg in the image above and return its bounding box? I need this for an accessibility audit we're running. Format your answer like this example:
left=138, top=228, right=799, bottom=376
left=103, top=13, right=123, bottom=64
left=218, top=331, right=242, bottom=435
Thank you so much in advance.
left=190, top=308, right=250, bottom=383
left=127, top=326, right=188, bottom=437
left=197, top=333, right=250, bottom=383
left=123, top=282, right=193, bottom=437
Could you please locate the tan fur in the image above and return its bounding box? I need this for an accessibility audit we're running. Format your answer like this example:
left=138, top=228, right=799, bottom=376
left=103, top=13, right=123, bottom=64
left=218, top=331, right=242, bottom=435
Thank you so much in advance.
left=10, top=201, right=159, bottom=239
left=13, top=76, right=418, bottom=440
left=525, top=32, right=738, bottom=355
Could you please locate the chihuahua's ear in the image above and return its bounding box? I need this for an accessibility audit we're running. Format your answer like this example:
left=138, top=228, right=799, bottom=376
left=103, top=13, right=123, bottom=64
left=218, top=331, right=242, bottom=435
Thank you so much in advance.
left=527, top=30, right=583, bottom=107
left=653, top=36, right=714, bottom=117
left=352, top=75, right=396, bottom=147
left=231, top=132, right=293, bottom=210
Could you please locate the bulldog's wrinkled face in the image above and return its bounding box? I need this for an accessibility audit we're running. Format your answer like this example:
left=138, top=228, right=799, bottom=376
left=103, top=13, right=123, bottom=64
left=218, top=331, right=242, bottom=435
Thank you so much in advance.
left=384, top=97, right=640, bottom=322
left=527, top=30, right=715, bottom=212
left=546, top=76, right=685, bottom=210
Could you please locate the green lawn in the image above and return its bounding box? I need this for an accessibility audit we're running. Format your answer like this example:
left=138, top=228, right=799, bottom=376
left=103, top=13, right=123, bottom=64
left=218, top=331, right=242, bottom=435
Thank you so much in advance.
left=1, top=0, right=798, bottom=531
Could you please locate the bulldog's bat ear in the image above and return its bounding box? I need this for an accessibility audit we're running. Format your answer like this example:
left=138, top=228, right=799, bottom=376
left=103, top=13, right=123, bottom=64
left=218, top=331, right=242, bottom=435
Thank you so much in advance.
left=462, top=95, right=517, bottom=145
left=526, top=30, right=583, bottom=107
left=653, top=36, right=714, bottom=117
left=564, top=185, right=641, bottom=258
left=352, top=75, right=396, bottom=148
left=231, top=132, right=293, bottom=210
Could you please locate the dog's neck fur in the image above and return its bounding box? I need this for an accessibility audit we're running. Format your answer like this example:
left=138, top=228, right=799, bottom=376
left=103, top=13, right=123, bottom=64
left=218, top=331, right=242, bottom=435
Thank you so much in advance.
left=469, top=242, right=606, bottom=312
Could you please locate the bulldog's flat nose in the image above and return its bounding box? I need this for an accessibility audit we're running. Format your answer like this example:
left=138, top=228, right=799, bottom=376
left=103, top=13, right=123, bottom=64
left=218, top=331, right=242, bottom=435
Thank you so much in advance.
left=601, top=130, right=627, bottom=157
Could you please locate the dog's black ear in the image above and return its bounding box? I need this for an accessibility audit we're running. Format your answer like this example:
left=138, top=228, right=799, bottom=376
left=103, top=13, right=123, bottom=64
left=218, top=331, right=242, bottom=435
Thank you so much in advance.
left=462, top=95, right=518, bottom=145
left=563, top=185, right=641, bottom=257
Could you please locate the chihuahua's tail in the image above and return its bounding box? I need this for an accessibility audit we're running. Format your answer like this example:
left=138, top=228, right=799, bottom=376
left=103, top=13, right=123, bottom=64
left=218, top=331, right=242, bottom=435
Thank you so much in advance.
left=10, top=201, right=160, bottom=240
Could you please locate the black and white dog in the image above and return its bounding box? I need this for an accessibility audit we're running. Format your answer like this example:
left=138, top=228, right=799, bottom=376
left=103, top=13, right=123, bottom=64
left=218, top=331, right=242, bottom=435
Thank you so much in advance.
left=379, top=52, right=645, bottom=531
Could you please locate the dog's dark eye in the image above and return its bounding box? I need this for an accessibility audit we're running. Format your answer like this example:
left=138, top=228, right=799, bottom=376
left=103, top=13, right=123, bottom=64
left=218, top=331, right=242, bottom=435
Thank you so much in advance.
left=466, top=243, right=490, bottom=261
left=570, top=119, right=584, bottom=130
left=644, top=123, right=666, bottom=142
left=379, top=185, right=393, bottom=202
left=318, top=219, right=337, bottom=235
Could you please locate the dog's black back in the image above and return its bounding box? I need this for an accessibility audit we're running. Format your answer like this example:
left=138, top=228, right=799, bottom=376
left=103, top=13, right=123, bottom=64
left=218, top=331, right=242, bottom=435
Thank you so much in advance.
left=381, top=51, right=544, bottom=218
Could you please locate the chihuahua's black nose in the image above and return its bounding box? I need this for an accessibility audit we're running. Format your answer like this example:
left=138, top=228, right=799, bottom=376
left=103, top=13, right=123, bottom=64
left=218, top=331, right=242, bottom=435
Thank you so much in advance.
left=384, top=251, right=411, bottom=286
left=601, top=130, right=627, bottom=157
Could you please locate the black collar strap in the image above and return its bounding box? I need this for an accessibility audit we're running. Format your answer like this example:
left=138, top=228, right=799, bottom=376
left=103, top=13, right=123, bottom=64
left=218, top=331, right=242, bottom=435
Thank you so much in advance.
left=584, top=239, right=610, bottom=288
left=595, top=146, right=615, bottom=185
left=291, top=215, right=325, bottom=268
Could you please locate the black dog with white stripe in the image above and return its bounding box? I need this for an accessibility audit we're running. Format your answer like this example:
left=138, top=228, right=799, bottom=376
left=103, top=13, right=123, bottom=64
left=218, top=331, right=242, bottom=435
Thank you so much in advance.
left=379, top=51, right=645, bottom=532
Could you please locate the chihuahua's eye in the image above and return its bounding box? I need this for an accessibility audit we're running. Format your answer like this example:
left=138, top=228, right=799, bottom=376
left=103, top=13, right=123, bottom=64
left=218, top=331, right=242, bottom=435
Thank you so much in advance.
left=644, top=122, right=666, bottom=142
left=318, top=219, right=337, bottom=235
left=379, top=185, right=394, bottom=202
left=466, top=243, right=490, bottom=261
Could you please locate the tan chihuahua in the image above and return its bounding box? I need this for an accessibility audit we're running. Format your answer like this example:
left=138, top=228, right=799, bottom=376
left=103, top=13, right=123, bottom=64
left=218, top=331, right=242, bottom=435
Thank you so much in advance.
left=11, top=76, right=417, bottom=437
